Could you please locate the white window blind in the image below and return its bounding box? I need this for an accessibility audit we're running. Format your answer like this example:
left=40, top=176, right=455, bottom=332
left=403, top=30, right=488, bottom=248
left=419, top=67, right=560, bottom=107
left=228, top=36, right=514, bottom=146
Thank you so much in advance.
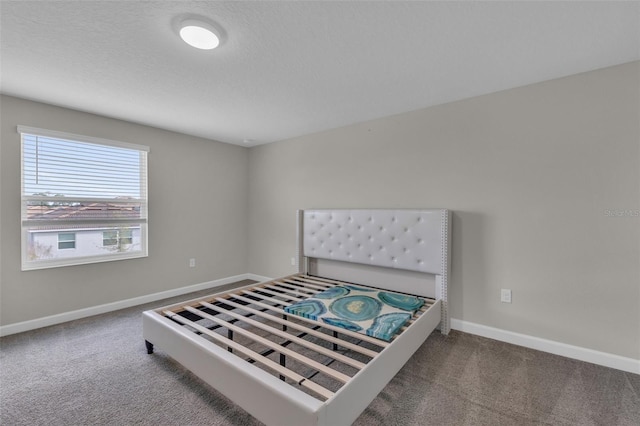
left=19, top=126, right=149, bottom=270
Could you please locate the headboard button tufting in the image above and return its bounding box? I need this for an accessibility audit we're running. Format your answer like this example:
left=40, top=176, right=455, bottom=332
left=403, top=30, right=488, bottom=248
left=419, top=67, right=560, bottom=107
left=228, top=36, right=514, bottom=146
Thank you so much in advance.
left=303, top=209, right=446, bottom=275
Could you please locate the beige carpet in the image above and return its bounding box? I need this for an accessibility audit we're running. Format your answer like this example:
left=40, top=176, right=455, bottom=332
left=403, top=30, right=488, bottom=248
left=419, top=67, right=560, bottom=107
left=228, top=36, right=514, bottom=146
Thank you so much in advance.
left=1, top=281, right=638, bottom=425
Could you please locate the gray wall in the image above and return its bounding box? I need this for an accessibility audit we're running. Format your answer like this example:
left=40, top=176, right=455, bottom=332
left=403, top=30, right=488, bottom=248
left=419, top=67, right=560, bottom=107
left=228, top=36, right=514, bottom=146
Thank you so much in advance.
left=2, top=62, right=638, bottom=361
left=247, top=61, right=640, bottom=360
left=0, top=95, right=249, bottom=325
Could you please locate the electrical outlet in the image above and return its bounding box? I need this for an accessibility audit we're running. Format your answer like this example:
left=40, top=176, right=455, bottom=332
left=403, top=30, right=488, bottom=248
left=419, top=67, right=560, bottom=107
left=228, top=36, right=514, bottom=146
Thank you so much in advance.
left=501, top=289, right=512, bottom=303
left=189, top=258, right=196, bottom=268
left=291, top=257, right=296, bottom=266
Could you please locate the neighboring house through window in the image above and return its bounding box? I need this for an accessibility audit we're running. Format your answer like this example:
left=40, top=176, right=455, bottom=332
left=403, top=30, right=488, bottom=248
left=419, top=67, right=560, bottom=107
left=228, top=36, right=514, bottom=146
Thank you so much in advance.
left=19, top=126, right=149, bottom=270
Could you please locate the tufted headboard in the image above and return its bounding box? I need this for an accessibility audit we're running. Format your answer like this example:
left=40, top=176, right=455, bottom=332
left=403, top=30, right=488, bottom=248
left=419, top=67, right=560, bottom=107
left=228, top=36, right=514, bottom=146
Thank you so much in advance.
left=297, top=209, right=451, bottom=334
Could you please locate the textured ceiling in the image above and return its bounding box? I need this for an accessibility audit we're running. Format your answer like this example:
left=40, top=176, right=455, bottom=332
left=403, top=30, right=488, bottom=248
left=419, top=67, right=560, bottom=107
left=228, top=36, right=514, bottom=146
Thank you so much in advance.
left=1, top=1, right=639, bottom=146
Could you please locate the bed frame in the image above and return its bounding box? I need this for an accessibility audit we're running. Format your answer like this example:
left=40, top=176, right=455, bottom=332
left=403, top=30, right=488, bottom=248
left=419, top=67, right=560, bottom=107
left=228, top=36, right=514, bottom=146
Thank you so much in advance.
left=143, top=209, right=451, bottom=426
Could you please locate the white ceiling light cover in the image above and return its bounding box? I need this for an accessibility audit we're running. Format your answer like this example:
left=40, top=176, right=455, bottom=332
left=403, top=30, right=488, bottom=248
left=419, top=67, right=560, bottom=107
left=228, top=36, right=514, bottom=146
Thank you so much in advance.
left=179, top=19, right=220, bottom=50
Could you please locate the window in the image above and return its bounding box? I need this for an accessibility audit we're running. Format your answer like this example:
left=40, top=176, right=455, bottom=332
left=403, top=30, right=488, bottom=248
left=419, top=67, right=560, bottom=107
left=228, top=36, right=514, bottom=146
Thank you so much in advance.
left=120, top=229, right=134, bottom=245
left=58, top=233, right=76, bottom=250
left=103, top=229, right=133, bottom=247
left=103, top=230, right=118, bottom=246
left=20, top=126, right=149, bottom=270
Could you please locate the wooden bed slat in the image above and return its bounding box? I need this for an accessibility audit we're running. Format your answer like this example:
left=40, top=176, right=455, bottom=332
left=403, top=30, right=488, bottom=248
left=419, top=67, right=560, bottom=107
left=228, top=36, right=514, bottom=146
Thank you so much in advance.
left=280, top=278, right=329, bottom=291
left=181, top=306, right=352, bottom=384
left=150, top=278, right=281, bottom=313
left=241, top=290, right=292, bottom=306
left=251, top=287, right=303, bottom=301
left=272, top=281, right=319, bottom=294
left=163, top=310, right=335, bottom=400
left=293, top=276, right=338, bottom=287
left=198, top=301, right=366, bottom=370
left=263, top=284, right=311, bottom=298
left=299, top=275, right=347, bottom=286
left=212, top=296, right=378, bottom=358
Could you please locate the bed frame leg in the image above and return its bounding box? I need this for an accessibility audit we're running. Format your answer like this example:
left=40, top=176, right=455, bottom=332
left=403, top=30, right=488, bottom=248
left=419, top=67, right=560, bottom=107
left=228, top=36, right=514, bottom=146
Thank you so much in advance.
left=279, top=353, right=286, bottom=381
left=280, top=314, right=287, bottom=381
left=145, top=340, right=154, bottom=354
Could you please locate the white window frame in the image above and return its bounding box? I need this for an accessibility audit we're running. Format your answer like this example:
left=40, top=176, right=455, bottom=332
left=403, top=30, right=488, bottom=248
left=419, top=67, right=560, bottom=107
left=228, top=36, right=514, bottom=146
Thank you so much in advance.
left=19, top=126, right=149, bottom=270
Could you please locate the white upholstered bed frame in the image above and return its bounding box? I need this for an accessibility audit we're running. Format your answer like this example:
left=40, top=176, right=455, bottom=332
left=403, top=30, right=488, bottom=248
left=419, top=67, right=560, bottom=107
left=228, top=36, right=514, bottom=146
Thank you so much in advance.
left=143, top=209, right=451, bottom=425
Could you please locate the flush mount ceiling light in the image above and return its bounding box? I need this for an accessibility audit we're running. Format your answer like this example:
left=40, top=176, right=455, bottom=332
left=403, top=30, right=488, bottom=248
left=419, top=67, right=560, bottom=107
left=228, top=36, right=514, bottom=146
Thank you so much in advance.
left=179, top=19, right=220, bottom=50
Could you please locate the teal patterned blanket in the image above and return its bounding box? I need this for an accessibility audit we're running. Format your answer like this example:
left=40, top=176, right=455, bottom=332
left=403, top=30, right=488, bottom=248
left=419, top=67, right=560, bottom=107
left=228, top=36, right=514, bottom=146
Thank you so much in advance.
left=284, top=284, right=425, bottom=341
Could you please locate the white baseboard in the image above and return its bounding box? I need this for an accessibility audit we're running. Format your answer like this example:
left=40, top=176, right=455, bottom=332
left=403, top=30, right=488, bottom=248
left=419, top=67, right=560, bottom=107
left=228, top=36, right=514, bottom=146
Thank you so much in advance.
left=0, top=273, right=265, bottom=337
left=245, top=273, right=273, bottom=283
left=451, top=318, right=640, bottom=375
